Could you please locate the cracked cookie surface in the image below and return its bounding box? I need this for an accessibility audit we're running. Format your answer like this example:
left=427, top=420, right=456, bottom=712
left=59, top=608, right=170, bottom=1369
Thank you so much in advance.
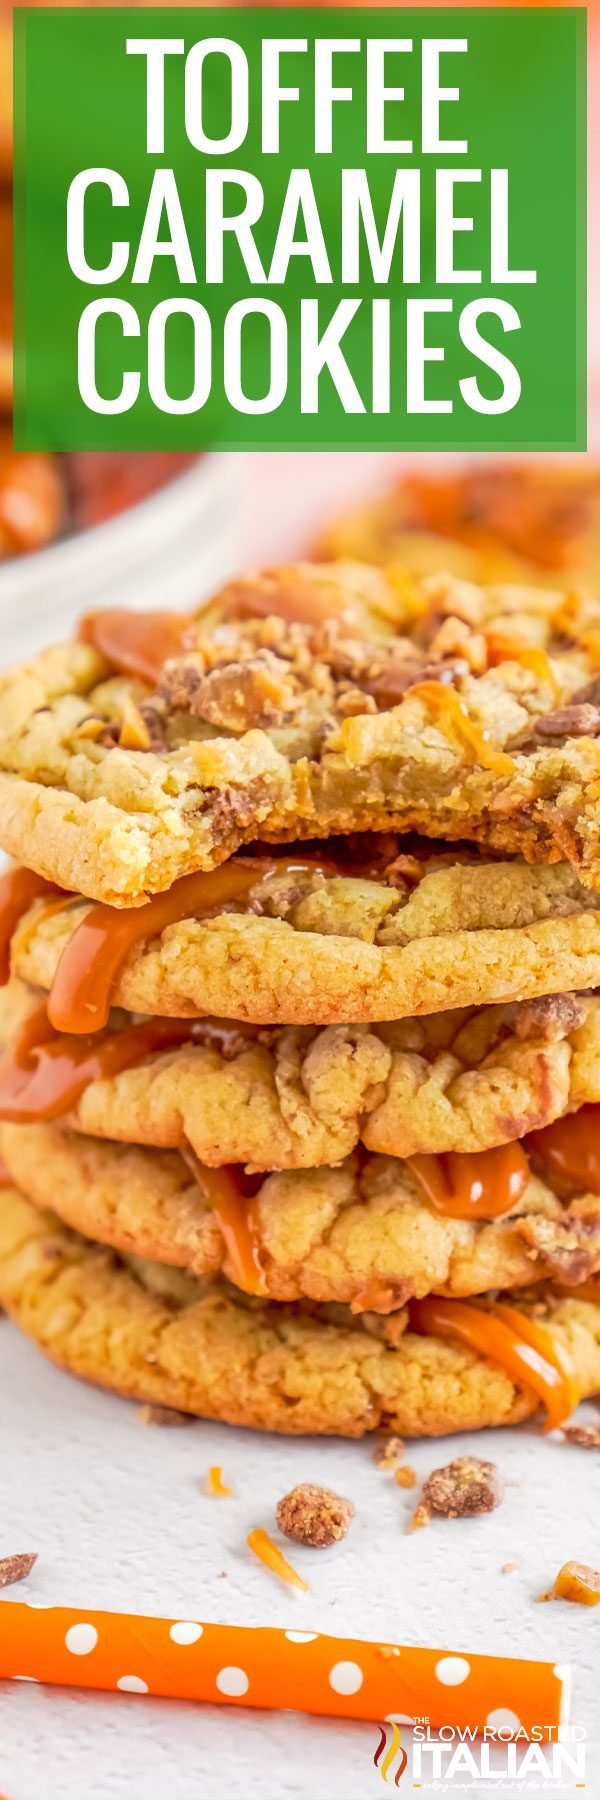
left=3, top=1123, right=600, bottom=1307
left=4, top=565, right=600, bottom=900
left=11, top=849, right=600, bottom=1021
left=0, top=1185, right=599, bottom=1435
left=2, top=980, right=599, bottom=1165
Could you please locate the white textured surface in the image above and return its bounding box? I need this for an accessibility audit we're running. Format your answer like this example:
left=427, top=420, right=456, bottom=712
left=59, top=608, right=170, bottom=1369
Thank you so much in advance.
left=0, top=1327, right=599, bottom=1799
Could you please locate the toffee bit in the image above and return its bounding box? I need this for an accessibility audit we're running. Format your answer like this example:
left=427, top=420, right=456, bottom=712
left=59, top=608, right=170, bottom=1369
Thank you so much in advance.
left=373, top=1436, right=405, bottom=1471
left=276, top=1483, right=354, bottom=1548
left=0, top=1552, right=37, bottom=1589
left=118, top=694, right=152, bottom=751
left=422, top=1456, right=502, bottom=1519
left=513, top=993, right=585, bottom=1042
left=562, top=1423, right=600, bottom=1449
left=408, top=1502, right=431, bottom=1533
left=247, top=1527, right=309, bottom=1592
left=502, top=1561, right=517, bottom=1574
left=205, top=1466, right=233, bottom=1497
left=534, top=702, right=600, bottom=741
left=75, top=714, right=107, bottom=741
left=550, top=1561, right=600, bottom=1606
left=138, top=1404, right=196, bottom=1427
left=395, top=1466, right=417, bottom=1490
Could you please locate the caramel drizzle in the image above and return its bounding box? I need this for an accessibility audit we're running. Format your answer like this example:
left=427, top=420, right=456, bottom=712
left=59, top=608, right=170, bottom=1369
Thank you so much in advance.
left=47, top=858, right=336, bottom=1036
left=78, top=608, right=193, bottom=687
left=182, top=1146, right=266, bottom=1297
left=0, top=1002, right=268, bottom=1297
left=406, top=681, right=515, bottom=775
left=408, top=1144, right=529, bottom=1221
left=527, top=1106, right=600, bottom=1196
left=0, top=866, right=63, bottom=986
left=484, top=632, right=561, bottom=700
left=0, top=1006, right=203, bottom=1124
left=409, top=1296, right=578, bottom=1429
left=0, top=1006, right=265, bottom=1126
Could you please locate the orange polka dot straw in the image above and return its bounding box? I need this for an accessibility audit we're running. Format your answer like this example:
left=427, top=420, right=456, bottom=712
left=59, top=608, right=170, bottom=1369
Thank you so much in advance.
left=0, top=1604, right=568, bottom=1735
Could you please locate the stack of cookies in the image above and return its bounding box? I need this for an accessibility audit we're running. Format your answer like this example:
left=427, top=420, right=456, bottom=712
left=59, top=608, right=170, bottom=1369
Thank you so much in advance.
left=0, top=556, right=600, bottom=1438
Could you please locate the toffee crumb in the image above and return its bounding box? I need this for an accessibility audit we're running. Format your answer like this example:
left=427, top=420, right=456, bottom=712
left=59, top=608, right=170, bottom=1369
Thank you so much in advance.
left=0, top=1552, right=37, bottom=1589
left=276, top=1483, right=354, bottom=1548
left=422, top=1456, right=502, bottom=1519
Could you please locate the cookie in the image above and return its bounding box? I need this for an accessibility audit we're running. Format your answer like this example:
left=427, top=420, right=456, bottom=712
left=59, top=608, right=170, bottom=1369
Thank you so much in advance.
left=11, top=853, right=600, bottom=1023
left=1, top=980, right=598, bottom=1166
left=0, top=1185, right=599, bottom=1436
left=3, top=1123, right=599, bottom=1306
left=316, top=466, right=600, bottom=592
left=3, top=566, right=600, bottom=901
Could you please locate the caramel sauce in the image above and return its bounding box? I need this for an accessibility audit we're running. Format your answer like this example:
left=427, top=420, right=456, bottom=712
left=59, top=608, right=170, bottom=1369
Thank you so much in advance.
left=0, top=1158, right=12, bottom=1186
left=406, top=681, right=515, bottom=775
left=0, top=866, right=62, bottom=985
left=182, top=1147, right=267, bottom=1297
left=484, top=633, right=560, bottom=699
left=78, top=608, right=193, bottom=687
left=554, top=1280, right=600, bottom=1303
left=408, top=1144, right=529, bottom=1221
left=0, top=1005, right=263, bottom=1127
left=527, top=1107, right=600, bottom=1195
left=409, top=1295, right=577, bottom=1429
left=47, top=858, right=334, bottom=1036
left=0, top=1006, right=200, bottom=1124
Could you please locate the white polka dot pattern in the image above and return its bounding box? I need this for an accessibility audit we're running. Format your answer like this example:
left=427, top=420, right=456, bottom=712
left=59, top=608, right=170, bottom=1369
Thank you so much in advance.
left=65, top=1623, right=98, bottom=1656
left=3, top=1604, right=565, bottom=1734
left=169, top=1622, right=203, bottom=1646
left=434, top=1656, right=471, bottom=1686
left=215, top=1666, right=249, bottom=1698
left=328, top=1661, right=363, bottom=1696
left=485, top=1707, right=521, bottom=1732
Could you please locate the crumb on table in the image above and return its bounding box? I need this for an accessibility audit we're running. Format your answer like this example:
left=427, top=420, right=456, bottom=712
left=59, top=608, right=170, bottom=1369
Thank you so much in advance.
left=422, top=1456, right=502, bottom=1519
left=276, top=1483, right=354, bottom=1547
left=395, top=1465, right=417, bottom=1489
left=373, top=1436, right=405, bottom=1470
left=0, top=1552, right=37, bottom=1589
left=562, top=1423, right=600, bottom=1449
left=549, top=1561, right=600, bottom=1606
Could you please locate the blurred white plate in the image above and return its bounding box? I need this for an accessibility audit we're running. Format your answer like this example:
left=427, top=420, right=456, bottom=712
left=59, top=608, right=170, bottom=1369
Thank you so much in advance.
left=0, top=452, right=242, bottom=664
